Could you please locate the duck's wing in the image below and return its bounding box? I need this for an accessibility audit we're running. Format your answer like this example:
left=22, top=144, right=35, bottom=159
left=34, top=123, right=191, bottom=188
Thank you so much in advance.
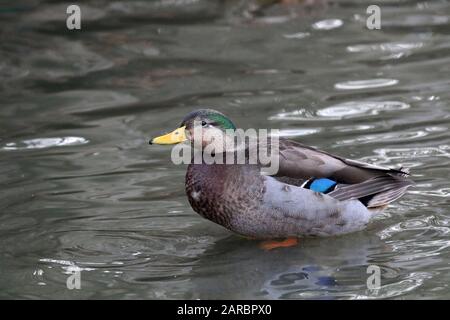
left=276, top=139, right=409, bottom=184
left=272, top=139, right=413, bottom=207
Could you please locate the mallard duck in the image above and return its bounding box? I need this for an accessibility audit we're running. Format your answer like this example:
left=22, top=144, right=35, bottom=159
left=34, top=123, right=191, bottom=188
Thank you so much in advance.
left=150, top=109, right=413, bottom=245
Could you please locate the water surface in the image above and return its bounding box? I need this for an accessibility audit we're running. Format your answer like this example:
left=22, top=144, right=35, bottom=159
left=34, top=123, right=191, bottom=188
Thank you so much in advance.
left=1, top=0, right=450, bottom=299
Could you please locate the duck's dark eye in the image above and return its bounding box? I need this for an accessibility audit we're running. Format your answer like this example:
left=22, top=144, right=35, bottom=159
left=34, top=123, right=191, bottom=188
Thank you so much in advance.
left=201, top=121, right=207, bottom=127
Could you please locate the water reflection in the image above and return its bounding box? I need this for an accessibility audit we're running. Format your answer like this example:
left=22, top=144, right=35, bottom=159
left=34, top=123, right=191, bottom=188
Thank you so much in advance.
left=2, top=137, right=89, bottom=150
left=312, top=19, right=343, bottom=30
left=347, top=42, right=424, bottom=53
left=269, top=101, right=409, bottom=121
left=188, top=232, right=432, bottom=299
left=334, top=79, right=399, bottom=90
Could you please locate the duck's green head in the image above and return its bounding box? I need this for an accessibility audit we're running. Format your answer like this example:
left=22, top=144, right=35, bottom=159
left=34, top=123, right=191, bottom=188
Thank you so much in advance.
left=150, top=109, right=236, bottom=146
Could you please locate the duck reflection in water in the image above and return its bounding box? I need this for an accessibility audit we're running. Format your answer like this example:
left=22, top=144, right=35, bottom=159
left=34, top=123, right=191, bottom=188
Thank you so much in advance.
left=187, top=231, right=386, bottom=299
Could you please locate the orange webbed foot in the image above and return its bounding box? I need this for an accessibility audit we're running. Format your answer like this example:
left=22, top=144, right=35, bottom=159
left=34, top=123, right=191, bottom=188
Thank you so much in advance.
left=259, top=237, right=299, bottom=250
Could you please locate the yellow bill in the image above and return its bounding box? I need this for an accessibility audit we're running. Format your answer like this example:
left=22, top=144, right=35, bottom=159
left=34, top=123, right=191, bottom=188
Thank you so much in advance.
left=150, top=126, right=187, bottom=145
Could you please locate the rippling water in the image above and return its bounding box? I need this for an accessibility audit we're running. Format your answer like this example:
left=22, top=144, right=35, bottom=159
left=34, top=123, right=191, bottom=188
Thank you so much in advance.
left=1, top=0, right=450, bottom=299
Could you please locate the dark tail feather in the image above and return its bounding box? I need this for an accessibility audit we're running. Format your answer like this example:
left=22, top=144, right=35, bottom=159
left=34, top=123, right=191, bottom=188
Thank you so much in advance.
left=366, top=186, right=410, bottom=207
left=328, top=175, right=413, bottom=207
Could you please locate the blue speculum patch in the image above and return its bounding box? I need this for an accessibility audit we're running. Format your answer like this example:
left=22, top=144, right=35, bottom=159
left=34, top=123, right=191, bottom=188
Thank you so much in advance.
left=309, top=178, right=337, bottom=193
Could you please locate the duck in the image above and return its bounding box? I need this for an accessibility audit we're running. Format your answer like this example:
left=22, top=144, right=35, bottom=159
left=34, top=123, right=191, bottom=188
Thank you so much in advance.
left=150, top=109, right=413, bottom=248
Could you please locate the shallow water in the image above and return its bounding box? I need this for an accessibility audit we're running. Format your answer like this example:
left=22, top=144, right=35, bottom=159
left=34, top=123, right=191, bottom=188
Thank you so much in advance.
left=1, top=0, right=450, bottom=299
